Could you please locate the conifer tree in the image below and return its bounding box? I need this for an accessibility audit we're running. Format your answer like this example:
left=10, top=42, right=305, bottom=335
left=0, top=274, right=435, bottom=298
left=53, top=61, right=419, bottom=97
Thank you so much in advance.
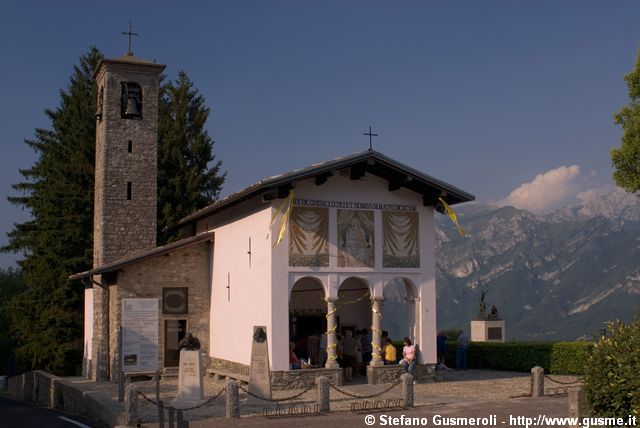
left=3, top=50, right=225, bottom=374
left=2, top=48, right=101, bottom=374
left=0, top=268, right=24, bottom=374
left=157, top=71, right=225, bottom=244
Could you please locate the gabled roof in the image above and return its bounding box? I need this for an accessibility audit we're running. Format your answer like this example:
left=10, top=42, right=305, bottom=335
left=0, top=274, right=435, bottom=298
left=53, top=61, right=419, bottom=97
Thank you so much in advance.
left=68, top=231, right=214, bottom=281
left=175, top=149, right=474, bottom=229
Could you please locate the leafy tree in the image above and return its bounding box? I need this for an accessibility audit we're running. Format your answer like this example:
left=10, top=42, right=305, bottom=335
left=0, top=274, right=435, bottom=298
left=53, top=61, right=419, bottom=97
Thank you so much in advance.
left=157, top=71, right=225, bottom=244
left=3, top=49, right=225, bottom=375
left=612, top=50, right=640, bottom=193
left=0, top=268, right=24, bottom=374
left=584, top=317, right=640, bottom=417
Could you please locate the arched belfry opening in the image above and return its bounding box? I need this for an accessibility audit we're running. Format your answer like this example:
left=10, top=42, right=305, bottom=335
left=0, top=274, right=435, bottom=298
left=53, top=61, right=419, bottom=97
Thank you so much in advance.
left=121, top=81, right=143, bottom=118
left=381, top=278, right=418, bottom=344
left=289, top=277, right=326, bottom=367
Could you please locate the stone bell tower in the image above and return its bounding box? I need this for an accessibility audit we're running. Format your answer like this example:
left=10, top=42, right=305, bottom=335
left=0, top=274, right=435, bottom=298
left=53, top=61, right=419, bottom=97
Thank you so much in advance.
left=88, top=52, right=165, bottom=380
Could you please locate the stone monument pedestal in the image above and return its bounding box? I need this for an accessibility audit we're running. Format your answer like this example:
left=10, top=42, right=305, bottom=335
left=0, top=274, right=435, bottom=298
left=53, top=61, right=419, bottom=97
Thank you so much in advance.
left=471, top=319, right=506, bottom=342
left=172, top=349, right=205, bottom=408
left=248, top=326, right=272, bottom=400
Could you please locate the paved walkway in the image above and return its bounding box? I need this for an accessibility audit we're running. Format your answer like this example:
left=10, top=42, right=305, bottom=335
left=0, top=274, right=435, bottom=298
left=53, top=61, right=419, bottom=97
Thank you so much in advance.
left=65, top=369, right=582, bottom=426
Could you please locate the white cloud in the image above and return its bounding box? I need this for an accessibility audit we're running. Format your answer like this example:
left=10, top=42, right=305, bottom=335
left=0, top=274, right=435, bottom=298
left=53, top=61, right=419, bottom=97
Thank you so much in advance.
left=497, top=165, right=582, bottom=214
left=576, top=186, right=612, bottom=204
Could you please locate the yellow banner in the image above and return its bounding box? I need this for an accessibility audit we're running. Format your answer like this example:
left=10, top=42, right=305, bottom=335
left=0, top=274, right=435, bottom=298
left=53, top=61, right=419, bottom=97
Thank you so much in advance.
left=267, top=190, right=294, bottom=247
left=438, top=197, right=469, bottom=238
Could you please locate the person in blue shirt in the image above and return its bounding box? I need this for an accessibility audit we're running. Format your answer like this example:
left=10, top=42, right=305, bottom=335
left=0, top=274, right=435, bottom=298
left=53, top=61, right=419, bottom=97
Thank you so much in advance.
left=456, top=330, right=469, bottom=370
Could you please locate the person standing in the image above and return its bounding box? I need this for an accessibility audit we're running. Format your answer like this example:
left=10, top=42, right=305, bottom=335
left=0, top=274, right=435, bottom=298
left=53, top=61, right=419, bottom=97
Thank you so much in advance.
left=384, top=337, right=397, bottom=365
left=456, top=330, right=469, bottom=370
left=436, top=331, right=447, bottom=368
left=341, top=330, right=357, bottom=381
left=361, top=328, right=372, bottom=364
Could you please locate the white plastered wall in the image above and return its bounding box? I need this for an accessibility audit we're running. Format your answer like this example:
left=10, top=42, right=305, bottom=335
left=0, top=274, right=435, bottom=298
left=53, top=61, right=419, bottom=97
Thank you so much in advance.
left=200, top=200, right=274, bottom=367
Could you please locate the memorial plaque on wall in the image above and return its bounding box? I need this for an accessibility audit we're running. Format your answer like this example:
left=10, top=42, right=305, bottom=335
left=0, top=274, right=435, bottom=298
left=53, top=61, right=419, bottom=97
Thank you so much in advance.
left=122, top=298, right=159, bottom=372
left=163, top=287, right=188, bottom=314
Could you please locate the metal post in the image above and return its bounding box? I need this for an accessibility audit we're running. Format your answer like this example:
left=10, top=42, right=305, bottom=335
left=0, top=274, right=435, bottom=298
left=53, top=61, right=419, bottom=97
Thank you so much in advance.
left=158, top=400, right=165, bottom=428
left=177, top=410, right=189, bottom=428
left=118, top=326, right=124, bottom=402
left=156, top=369, right=162, bottom=425
left=168, top=407, right=174, bottom=428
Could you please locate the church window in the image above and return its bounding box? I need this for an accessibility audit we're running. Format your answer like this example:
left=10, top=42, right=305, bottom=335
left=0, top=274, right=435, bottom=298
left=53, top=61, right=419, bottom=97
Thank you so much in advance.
left=127, top=182, right=132, bottom=200
left=163, top=288, right=188, bottom=314
left=96, top=86, right=104, bottom=120
left=121, top=82, right=143, bottom=119
left=128, top=140, right=133, bottom=153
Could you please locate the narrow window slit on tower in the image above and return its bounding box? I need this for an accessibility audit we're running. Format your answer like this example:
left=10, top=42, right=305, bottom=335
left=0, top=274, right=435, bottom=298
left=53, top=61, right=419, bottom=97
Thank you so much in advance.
left=127, top=182, right=132, bottom=200
left=128, top=140, right=133, bottom=153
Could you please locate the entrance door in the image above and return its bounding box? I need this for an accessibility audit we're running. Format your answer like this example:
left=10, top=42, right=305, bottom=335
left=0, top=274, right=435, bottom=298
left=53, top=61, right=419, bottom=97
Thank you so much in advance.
left=164, top=319, right=187, bottom=367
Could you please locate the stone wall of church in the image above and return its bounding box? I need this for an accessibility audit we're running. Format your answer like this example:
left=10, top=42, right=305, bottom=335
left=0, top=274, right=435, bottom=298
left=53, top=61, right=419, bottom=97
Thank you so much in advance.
left=107, top=242, right=211, bottom=380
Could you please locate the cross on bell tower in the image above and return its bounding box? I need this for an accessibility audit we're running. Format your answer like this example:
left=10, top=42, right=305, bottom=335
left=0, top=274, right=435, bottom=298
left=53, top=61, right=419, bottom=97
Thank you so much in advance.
left=121, top=22, right=139, bottom=56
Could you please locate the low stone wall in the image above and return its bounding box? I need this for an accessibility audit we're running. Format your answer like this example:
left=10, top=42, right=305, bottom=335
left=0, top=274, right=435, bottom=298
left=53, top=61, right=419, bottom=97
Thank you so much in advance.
left=8, top=371, right=34, bottom=402
left=34, top=370, right=58, bottom=408
left=209, top=357, right=250, bottom=377
left=367, top=364, right=436, bottom=385
left=8, top=371, right=125, bottom=427
left=271, top=368, right=342, bottom=390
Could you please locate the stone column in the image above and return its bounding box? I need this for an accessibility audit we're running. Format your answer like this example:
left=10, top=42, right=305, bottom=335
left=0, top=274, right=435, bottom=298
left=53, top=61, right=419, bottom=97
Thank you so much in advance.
left=325, top=297, right=339, bottom=369
left=370, top=297, right=384, bottom=366
left=401, top=373, right=414, bottom=408
left=531, top=366, right=544, bottom=397
left=125, top=384, right=138, bottom=426
left=568, top=387, right=585, bottom=427
left=316, top=376, right=330, bottom=413
left=225, top=379, right=240, bottom=419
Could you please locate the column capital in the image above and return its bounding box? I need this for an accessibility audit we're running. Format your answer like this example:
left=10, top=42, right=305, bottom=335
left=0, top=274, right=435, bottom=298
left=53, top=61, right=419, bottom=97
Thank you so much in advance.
left=325, top=296, right=339, bottom=303
left=372, top=296, right=385, bottom=303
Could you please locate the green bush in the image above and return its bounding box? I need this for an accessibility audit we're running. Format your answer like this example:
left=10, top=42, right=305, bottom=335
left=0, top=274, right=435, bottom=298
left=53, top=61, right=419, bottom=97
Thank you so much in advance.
left=584, top=318, right=640, bottom=417
left=442, top=340, right=593, bottom=375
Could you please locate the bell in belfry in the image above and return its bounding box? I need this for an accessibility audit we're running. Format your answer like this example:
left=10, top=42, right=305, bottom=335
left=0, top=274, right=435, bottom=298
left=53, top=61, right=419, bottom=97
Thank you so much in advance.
left=122, top=82, right=142, bottom=118
left=124, top=95, right=140, bottom=116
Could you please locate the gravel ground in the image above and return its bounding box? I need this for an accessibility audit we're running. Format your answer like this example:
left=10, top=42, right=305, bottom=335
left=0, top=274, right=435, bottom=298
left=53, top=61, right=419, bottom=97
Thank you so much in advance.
left=66, top=369, right=583, bottom=424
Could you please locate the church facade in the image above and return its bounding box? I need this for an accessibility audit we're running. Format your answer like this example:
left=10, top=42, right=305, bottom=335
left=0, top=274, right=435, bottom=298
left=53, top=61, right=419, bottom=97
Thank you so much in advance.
left=72, top=53, right=474, bottom=385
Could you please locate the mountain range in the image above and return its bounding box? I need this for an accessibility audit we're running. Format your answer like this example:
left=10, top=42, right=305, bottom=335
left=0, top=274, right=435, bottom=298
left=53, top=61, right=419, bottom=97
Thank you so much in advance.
left=435, top=188, right=640, bottom=341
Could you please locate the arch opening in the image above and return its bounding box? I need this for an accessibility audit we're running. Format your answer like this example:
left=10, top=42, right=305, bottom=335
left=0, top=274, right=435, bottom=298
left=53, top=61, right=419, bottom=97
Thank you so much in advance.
left=381, top=277, right=418, bottom=354
left=289, top=277, right=326, bottom=368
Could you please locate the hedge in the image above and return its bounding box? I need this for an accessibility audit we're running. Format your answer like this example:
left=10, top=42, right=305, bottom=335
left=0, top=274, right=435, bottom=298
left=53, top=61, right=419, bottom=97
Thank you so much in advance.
left=441, top=341, right=594, bottom=375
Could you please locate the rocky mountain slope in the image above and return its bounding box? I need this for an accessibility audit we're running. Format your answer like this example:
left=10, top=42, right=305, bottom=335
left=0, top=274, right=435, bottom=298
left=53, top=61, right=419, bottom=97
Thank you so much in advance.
left=435, top=188, right=640, bottom=341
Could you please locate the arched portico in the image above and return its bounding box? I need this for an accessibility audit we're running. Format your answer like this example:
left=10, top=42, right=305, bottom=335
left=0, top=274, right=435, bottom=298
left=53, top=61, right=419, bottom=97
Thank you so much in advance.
left=381, top=277, right=419, bottom=347
left=289, top=276, right=326, bottom=367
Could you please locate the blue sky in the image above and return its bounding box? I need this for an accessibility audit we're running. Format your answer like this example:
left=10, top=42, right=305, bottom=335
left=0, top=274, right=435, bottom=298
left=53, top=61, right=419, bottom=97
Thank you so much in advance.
left=1, top=1, right=639, bottom=268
